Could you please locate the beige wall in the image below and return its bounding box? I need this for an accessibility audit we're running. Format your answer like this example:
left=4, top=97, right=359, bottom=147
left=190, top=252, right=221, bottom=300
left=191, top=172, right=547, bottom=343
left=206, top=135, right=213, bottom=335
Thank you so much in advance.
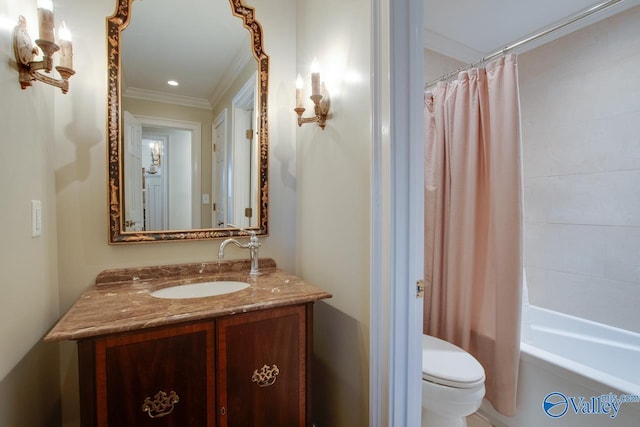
left=520, top=5, right=640, bottom=332
left=296, top=0, right=371, bottom=425
left=0, top=1, right=62, bottom=426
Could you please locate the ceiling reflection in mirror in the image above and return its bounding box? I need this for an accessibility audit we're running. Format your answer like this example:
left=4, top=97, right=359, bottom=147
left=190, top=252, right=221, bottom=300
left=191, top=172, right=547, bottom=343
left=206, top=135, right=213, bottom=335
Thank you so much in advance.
left=107, top=0, right=269, bottom=244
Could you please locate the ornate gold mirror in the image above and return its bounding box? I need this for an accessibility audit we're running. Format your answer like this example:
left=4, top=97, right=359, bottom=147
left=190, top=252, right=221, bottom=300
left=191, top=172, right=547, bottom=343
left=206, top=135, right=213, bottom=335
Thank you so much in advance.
left=107, top=0, right=269, bottom=243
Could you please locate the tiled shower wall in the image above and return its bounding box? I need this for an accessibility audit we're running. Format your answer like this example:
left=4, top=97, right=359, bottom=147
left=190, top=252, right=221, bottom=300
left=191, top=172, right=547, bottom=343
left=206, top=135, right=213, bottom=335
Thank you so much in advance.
left=519, top=5, right=640, bottom=333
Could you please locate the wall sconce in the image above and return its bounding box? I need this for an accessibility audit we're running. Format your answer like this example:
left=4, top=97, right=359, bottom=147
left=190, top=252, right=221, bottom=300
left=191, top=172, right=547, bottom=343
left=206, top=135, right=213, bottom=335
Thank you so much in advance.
left=148, top=141, right=161, bottom=175
left=12, top=0, right=75, bottom=94
left=294, top=59, right=331, bottom=130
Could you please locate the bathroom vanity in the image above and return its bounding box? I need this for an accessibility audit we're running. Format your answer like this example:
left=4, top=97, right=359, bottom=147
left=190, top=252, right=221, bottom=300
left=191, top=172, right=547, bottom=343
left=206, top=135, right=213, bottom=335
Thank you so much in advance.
left=45, top=259, right=331, bottom=427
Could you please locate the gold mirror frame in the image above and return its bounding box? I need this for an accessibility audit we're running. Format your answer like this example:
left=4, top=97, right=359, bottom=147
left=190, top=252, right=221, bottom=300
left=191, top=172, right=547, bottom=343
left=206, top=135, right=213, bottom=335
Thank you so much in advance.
left=107, top=0, right=269, bottom=244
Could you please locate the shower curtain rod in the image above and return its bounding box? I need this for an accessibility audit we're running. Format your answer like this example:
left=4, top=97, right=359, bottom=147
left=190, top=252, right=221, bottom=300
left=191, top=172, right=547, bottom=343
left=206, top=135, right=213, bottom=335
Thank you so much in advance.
left=425, top=0, right=624, bottom=89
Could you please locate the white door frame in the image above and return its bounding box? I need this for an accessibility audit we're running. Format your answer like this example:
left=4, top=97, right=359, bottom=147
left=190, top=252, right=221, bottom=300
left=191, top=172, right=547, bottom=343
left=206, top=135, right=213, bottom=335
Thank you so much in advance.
left=230, top=72, right=258, bottom=228
left=371, top=0, right=424, bottom=425
left=212, top=109, right=229, bottom=228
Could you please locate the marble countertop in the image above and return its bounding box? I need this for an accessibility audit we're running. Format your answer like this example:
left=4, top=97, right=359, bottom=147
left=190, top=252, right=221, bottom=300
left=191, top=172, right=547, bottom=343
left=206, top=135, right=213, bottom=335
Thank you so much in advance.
left=44, top=258, right=332, bottom=342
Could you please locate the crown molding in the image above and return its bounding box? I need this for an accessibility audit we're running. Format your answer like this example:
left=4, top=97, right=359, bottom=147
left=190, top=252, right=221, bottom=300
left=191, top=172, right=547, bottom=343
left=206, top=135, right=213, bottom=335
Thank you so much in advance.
left=123, top=87, right=212, bottom=110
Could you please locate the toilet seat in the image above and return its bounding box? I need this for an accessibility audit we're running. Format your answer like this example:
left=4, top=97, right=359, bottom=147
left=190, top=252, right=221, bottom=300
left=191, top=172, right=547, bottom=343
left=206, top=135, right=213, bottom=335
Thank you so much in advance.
left=422, top=335, right=485, bottom=389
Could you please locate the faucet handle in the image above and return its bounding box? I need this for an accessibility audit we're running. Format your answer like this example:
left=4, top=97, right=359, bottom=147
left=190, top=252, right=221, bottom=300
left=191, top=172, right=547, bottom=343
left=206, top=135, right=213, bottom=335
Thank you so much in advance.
left=240, top=229, right=261, bottom=252
left=239, top=228, right=257, bottom=238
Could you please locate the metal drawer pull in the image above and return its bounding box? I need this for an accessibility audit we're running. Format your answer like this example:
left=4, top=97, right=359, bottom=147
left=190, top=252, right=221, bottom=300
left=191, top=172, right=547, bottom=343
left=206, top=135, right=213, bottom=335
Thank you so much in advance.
left=251, top=364, right=280, bottom=387
left=142, top=390, right=180, bottom=418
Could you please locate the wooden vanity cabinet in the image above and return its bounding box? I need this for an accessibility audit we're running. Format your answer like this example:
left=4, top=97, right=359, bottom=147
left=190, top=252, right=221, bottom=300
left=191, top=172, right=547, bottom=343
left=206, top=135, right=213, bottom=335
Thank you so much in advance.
left=77, top=303, right=312, bottom=427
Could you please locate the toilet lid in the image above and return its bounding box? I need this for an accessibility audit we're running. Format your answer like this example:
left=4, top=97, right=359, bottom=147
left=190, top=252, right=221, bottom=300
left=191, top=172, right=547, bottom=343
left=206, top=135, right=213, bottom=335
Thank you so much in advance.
left=422, top=335, right=485, bottom=389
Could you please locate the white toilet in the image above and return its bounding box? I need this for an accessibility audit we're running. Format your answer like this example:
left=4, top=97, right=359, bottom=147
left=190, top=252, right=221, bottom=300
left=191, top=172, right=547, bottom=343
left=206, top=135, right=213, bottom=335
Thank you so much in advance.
left=421, top=334, right=486, bottom=427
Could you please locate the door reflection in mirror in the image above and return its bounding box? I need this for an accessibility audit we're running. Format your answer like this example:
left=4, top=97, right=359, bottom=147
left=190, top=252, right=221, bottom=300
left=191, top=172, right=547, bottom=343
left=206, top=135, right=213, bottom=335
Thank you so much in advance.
left=123, top=112, right=143, bottom=232
left=212, top=110, right=229, bottom=228
left=142, top=135, right=166, bottom=231
left=228, top=73, right=259, bottom=229
left=123, top=113, right=201, bottom=232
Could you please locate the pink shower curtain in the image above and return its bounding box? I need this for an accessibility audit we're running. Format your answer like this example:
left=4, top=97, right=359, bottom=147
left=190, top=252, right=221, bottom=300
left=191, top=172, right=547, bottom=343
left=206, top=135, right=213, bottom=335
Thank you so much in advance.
left=423, top=54, right=523, bottom=416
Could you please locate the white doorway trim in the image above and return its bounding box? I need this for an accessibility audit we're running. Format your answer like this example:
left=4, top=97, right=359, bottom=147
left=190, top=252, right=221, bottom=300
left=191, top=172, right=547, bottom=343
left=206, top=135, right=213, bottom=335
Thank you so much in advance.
left=134, top=115, right=202, bottom=228
left=212, top=109, right=229, bottom=228
left=371, top=0, right=424, bottom=426
left=230, top=72, right=258, bottom=228
left=232, top=72, right=257, bottom=109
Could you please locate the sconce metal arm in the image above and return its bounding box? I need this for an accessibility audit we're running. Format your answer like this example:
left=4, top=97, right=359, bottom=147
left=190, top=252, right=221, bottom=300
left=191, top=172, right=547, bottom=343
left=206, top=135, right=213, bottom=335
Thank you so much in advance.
left=295, top=93, right=331, bottom=130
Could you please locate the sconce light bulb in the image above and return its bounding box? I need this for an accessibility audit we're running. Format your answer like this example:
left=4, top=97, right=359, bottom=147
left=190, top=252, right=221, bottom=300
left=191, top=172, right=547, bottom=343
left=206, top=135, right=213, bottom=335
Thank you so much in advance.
left=59, top=21, right=71, bottom=41
left=311, top=58, right=320, bottom=73
left=295, top=74, right=304, bottom=89
left=37, top=0, right=54, bottom=11
left=167, top=80, right=179, bottom=86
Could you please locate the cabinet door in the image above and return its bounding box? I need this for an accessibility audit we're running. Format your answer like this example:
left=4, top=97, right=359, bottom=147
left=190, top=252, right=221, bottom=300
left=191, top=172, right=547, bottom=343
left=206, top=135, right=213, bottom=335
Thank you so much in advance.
left=217, top=304, right=307, bottom=427
left=91, top=322, right=215, bottom=427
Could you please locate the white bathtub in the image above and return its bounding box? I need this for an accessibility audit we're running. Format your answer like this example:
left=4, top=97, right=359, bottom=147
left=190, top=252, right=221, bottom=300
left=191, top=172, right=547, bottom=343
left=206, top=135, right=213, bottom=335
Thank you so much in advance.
left=480, top=305, right=640, bottom=427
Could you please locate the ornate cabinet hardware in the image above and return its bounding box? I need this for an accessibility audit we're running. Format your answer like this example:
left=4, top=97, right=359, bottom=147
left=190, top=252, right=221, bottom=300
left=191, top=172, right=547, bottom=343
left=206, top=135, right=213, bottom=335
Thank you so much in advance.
left=141, top=390, right=180, bottom=418
left=251, top=364, right=280, bottom=387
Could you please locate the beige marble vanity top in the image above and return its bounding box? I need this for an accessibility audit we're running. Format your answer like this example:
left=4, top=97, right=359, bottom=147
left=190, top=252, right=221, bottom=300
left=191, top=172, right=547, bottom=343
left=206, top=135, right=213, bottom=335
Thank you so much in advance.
left=44, top=258, right=331, bottom=342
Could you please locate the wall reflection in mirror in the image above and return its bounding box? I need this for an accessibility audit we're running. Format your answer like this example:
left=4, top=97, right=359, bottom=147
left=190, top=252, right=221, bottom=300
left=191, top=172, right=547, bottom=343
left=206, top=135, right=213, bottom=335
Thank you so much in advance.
left=107, top=0, right=269, bottom=243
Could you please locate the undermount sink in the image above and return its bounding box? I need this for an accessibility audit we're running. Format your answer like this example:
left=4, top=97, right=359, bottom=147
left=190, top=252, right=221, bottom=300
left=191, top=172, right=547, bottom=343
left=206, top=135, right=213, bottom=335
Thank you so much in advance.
left=150, top=281, right=250, bottom=299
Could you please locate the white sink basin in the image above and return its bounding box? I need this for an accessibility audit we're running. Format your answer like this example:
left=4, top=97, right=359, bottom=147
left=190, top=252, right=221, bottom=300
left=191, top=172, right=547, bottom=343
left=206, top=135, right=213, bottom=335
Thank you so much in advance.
left=150, top=281, right=250, bottom=299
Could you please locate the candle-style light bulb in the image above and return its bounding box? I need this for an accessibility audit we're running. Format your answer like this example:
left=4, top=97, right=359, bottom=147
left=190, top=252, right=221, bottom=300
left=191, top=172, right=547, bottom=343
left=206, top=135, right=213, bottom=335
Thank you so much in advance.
left=37, top=0, right=55, bottom=43
left=310, top=58, right=319, bottom=74
left=295, top=74, right=304, bottom=108
left=58, top=21, right=73, bottom=69
left=59, top=21, right=71, bottom=41
left=38, top=0, right=54, bottom=9
left=310, top=58, right=320, bottom=97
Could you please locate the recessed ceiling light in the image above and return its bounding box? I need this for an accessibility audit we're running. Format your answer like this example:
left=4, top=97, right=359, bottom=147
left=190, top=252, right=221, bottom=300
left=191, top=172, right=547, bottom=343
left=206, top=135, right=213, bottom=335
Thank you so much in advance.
left=167, top=80, right=179, bottom=86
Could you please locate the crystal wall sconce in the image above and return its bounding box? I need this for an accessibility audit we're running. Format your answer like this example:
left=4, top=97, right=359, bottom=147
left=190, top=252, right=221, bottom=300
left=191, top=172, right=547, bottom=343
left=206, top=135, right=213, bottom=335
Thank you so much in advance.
left=294, top=59, right=331, bottom=130
left=12, top=1, right=75, bottom=94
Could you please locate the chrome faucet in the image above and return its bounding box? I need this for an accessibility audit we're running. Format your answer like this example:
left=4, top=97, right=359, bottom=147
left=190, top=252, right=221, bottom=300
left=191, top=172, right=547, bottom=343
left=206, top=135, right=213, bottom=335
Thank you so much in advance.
left=218, top=229, right=261, bottom=276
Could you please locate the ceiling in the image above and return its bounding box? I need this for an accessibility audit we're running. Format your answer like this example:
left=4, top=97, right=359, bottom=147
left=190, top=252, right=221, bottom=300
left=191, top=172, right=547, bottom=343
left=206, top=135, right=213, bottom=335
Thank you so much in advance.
left=424, top=0, right=640, bottom=62
left=121, top=0, right=251, bottom=109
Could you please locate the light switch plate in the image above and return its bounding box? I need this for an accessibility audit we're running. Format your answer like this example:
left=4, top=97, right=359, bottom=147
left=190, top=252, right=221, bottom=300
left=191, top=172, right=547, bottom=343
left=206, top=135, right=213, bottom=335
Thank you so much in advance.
left=202, top=193, right=210, bottom=204
left=31, top=200, right=42, bottom=237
